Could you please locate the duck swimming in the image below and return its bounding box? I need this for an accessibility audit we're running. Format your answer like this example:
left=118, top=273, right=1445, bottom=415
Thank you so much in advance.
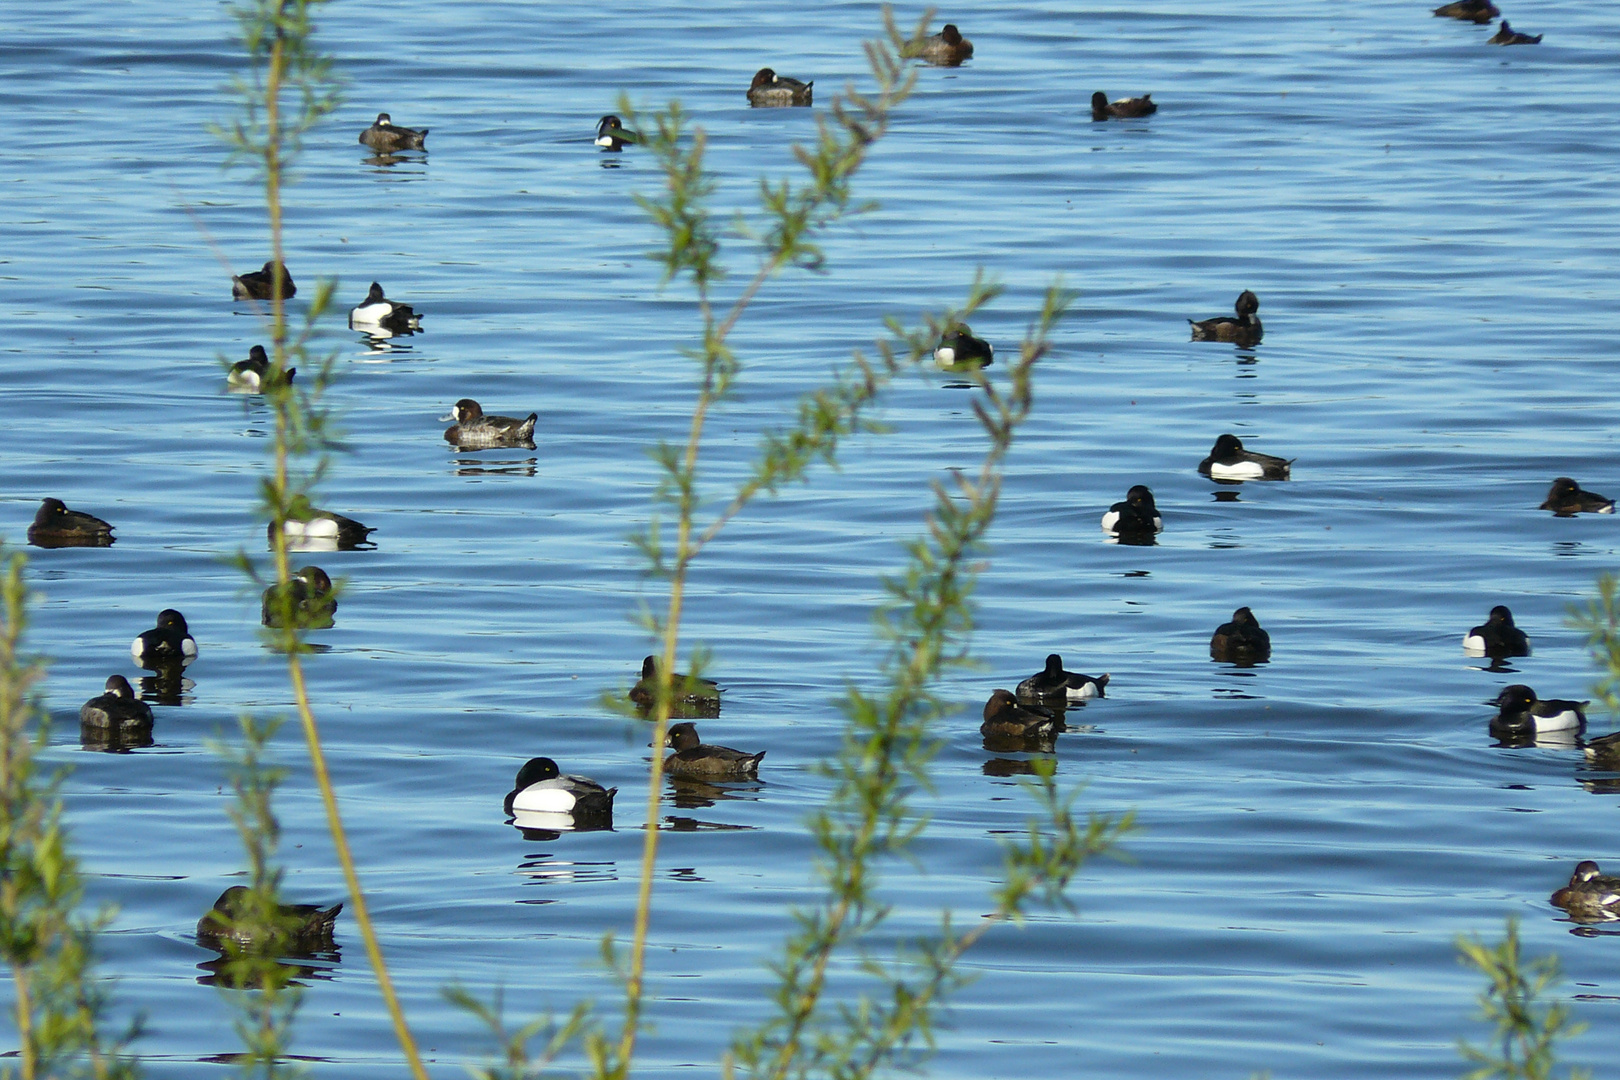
left=1488, top=20, right=1541, bottom=44
left=1489, top=684, right=1586, bottom=742
left=196, top=885, right=342, bottom=952
left=980, top=689, right=1059, bottom=739
left=27, top=497, right=114, bottom=548
left=359, top=112, right=427, bottom=152
left=79, top=675, right=154, bottom=734
left=504, top=757, right=617, bottom=819
left=661, top=722, right=765, bottom=780
left=934, top=324, right=993, bottom=368
left=131, top=609, right=197, bottom=669
left=629, top=655, right=721, bottom=710
left=1549, top=861, right=1620, bottom=921
left=1584, top=729, right=1620, bottom=770
left=747, top=68, right=813, bottom=107
left=232, top=261, right=296, bottom=301
left=1540, top=477, right=1614, bottom=516
left=1015, top=654, right=1109, bottom=706
left=271, top=500, right=376, bottom=551
left=226, top=345, right=295, bottom=392
left=901, top=23, right=974, bottom=66
left=595, top=114, right=638, bottom=150
left=1462, top=605, right=1529, bottom=658
left=1432, top=0, right=1498, bottom=21
left=442, top=399, right=537, bottom=449
left=1101, top=485, right=1163, bottom=539
left=1210, top=607, right=1271, bottom=663
left=1091, top=92, right=1156, bottom=121
left=1189, top=290, right=1262, bottom=346
left=348, top=282, right=422, bottom=334
left=261, top=566, right=336, bottom=629
left=1198, top=434, right=1291, bottom=481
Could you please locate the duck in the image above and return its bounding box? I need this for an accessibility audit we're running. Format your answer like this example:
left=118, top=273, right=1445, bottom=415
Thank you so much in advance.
left=79, top=675, right=154, bottom=734
left=1540, top=477, right=1614, bottom=516
left=261, top=566, right=337, bottom=629
left=27, top=497, right=115, bottom=548
left=1432, top=0, right=1499, bottom=21
left=226, top=345, right=295, bottom=392
left=980, top=689, right=1059, bottom=739
left=747, top=68, right=813, bottom=107
left=1584, top=729, right=1620, bottom=769
left=1210, top=607, right=1271, bottom=663
left=196, top=885, right=343, bottom=952
left=442, top=399, right=537, bottom=448
left=1189, top=290, right=1263, bottom=346
left=504, top=757, right=617, bottom=819
left=358, top=112, right=427, bottom=152
left=661, top=722, right=765, bottom=780
left=1101, top=485, right=1163, bottom=538
left=1489, top=684, right=1586, bottom=742
left=1488, top=20, right=1542, bottom=44
left=1197, top=434, right=1292, bottom=481
left=629, top=655, right=721, bottom=710
left=231, top=261, right=296, bottom=301
left=1549, top=861, right=1620, bottom=921
left=131, top=609, right=197, bottom=669
left=348, top=282, right=422, bottom=334
left=595, top=114, right=638, bottom=150
left=1015, top=654, right=1109, bottom=706
left=934, top=324, right=993, bottom=368
left=270, top=499, right=376, bottom=551
left=1462, top=605, right=1530, bottom=658
left=1091, top=92, right=1157, bottom=121
left=901, top=23, right=974, bottom=66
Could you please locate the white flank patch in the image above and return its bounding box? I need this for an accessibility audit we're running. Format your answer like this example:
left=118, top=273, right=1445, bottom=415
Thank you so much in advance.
left=1211, top=460, right=1265, bottom=480
left=1535, top=708, right=1583, bottom=732
left=511, top=781, right=577, bottom=814
left=1100, top=510, right=1121, bottom=533
left=1462, top=634, right=1485, bottom=654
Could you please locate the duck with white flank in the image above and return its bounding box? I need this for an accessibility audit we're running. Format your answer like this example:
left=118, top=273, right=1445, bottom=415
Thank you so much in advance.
left=661, top=722, right=765, bottom=780
left=131, top=609, right=197, bottom=670
left=348, top=282, right=422, bottom=334
left=1190, top=290, right=1262, bottom=346
left=1462, top=605, right=1529, bottom=658
left=1549, top=861, right=1620, bottom=922
left=232, top=261, right=295, bottom=301
left=27, top=497, right=115, bottom=548
left=747, top=68, right=813, bottom=106
left=270, top=499, right=376, bottom=552
left=1198, top=434, right=1291, bottom=481
left=1541, top=477, right=1613, bottom=516
left=442, top=399, right=537, bottom=449
left=1091, top=92, right=1156, bottom=121
left=227, top=344, right=295, bottom=392
left=1210, top=607, right=1271, bottom=664
left=358, top=112, right=427, bottom=152
left=1488, top=684, right=1586, bottom=743
left=1101, top=485, right=1163, bottom=542
left=595, top=114, right=638, bottom=150
left=1015, top=654, right=1109, bottom=706
left=934, top=324, right=993, bottom=369
left=504, top=757, right=617, bottom=821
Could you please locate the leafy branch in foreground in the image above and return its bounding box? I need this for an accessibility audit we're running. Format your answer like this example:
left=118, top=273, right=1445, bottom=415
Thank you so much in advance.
left=0, top=548, right=138, bottom=1080
left=1569, top=572, right=1620, bottom=713
left=216, top=3, right=425, bottom=1078
left=1457, top=918, right=1588, bottom=1080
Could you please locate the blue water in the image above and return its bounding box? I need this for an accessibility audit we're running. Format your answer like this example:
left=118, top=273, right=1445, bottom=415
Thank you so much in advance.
left=5, top=0, right=1620, bottom=1076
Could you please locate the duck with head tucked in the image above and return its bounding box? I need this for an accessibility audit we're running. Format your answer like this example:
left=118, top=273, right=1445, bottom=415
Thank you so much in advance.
left=1198, top=434, right=1291, bottom=481
left=1550, top=861, right=1620, bottom=922
left=901, top=23, right=974, bottom=66
left=1488, top=20, right=1541, bottom=44
left=261, top=566, right=336, bottom=629
left=270, top=498, right=376, bottom=551
left=359, top=112, right=427, bottom=152
left=1091, top=92, right=1157, bottom=121
left=661, top=722, right=765, bottom=780
left=196, top=885, right=342, bottom=952
left=442, top=399, right=537, bottom=449
left=1189, top=290, right=1263, bottom=346
left=227, top=345, right=295, bottom=393
left=980, top=689, right=1059, bottom=739
left=232, top=261, right=296, bottom=301
left=747, top=68, right=813, bottom=107
left=1540, top=477, right=1614, bottom=516
left=1432, top=0, right=1498, bottom=21
left=1210, top=607, right=1271, bottom=664
left=28, top=497, right=115, bottom=548
left=1015, top=654, right=1109, bottom=706
left=1462, top=605, right=1529, bottom=658
left=595, top=114, right=638, bottom=150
